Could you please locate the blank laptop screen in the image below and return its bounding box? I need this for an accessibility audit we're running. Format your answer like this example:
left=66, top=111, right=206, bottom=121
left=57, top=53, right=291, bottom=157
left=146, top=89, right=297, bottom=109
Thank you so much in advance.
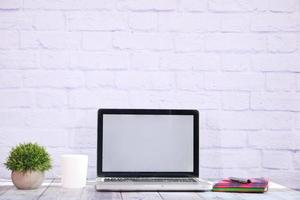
left=102, top=114, right=194, bottom=172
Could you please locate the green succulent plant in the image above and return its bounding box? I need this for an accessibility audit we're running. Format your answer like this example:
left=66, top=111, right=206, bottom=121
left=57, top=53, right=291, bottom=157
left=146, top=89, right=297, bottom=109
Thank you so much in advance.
left=4, top=143, right=52, bottom=172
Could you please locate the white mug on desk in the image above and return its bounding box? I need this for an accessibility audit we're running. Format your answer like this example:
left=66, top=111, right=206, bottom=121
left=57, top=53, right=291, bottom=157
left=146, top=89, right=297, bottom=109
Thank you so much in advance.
left=61, top=154, right=88, bottom=188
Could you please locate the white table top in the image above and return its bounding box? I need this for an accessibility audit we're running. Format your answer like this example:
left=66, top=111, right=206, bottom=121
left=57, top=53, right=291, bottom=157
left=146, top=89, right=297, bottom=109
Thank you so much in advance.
left=0, top=179, right=299, bottom=200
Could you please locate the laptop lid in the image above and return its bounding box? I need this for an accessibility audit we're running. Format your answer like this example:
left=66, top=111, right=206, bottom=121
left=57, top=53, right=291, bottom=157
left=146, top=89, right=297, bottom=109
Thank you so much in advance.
left=97, top=109, right=199, bottom=178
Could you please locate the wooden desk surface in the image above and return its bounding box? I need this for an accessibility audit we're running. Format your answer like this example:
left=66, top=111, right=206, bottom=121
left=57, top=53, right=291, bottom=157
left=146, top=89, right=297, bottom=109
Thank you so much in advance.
left=0, top=179, right=299, bottom=200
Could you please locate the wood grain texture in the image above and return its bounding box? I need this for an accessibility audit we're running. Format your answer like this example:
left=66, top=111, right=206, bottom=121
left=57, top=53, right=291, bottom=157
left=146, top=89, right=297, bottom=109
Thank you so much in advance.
left=0, top=180, right=51, bottom=200
left=0, top=179, right=300, bottom=200
left=0, top=186, right=11, bottom=196
left=121, top=192, right=162, bottom=200
left=160, top=192, right=204, bottom=200
left=81, top=187, right=122, bottom=200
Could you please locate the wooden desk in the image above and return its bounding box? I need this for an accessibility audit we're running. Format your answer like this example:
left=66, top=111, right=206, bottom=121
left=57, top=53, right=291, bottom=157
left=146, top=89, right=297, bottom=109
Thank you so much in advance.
left=0, top=179, right=299, bottom=200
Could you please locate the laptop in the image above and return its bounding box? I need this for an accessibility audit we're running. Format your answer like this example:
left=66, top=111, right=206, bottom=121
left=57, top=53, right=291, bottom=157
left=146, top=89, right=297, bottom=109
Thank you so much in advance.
left=95, top=108, right=212, bottom=191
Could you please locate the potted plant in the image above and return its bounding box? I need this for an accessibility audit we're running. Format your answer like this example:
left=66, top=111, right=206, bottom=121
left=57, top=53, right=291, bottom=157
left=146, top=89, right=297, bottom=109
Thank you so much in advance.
left=4, top=143, right=52, bottom=190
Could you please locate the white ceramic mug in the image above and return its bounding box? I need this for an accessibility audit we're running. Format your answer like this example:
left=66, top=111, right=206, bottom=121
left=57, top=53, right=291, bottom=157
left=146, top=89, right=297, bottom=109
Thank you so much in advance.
left=61, top=154, right=88, bottom=188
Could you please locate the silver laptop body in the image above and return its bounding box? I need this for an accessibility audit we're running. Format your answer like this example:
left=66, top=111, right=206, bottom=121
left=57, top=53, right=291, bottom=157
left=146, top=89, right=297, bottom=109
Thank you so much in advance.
left=95, top=109, right=212, bottom=191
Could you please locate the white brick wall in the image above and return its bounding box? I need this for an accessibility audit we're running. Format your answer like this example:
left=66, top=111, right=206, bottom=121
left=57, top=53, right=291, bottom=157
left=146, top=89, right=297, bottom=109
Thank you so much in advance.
left=0, top=0, right=299, bottom=189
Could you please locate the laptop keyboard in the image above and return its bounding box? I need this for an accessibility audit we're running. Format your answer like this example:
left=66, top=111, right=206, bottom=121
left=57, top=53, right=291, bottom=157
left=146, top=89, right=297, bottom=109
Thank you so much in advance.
left=104, top=177, right=197, bottom=183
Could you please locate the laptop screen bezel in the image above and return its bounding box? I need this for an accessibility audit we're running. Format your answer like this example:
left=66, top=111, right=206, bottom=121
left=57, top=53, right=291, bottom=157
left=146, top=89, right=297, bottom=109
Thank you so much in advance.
left=97, top=108, right=199, bottom=178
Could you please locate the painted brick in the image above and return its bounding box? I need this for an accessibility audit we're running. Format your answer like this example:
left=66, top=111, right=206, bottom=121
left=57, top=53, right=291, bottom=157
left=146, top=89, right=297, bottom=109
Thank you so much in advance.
left=24, top=70, right=85, bottom=88
left=251, top=14, right=300, bottom=32
left=222, top=92, right=249, bottom=110
left=0, top=0, right=22, bottom=9
left=297, top=74, right=300, bottom=91
left=0, top=90, right=33, bottom=108
left=205, top=72, right=264, bottom=91
left=115, top=71, right=175, bottom=90
left=221, top=169, right=260, bottom=179
left=66, top=11, right=127, bottom=31
left=221, top=14, right=250, bottom=32
left=207, top=111, right=293, bottom=131
left=40, top=51, right=69, bottom=69
left=248, top=130, right=294, bottom=149
left=221, top=54, right=251, bottom=71
left=0, top=146, right=11, bottom=178
left=117, top=0, right=177, bottom=11
left=81, top=0, right=115, bottom=10
left=0, top=168, right=9, bottom=179
left=0, top=145, right=10, bottom=162
left=178, top=0, right=206, bottom=12
left=25, top=109, right=85, bottom=128
left=293, top=131, right=300, bottom=150
left=176, top=72, right=204, bottom=91
left=294, top=152, right=300, bottom=170
left=24, top=0, right=82, bottom=10
left=158, top=13, right=221, bottom=32
left=82, top=32, right=112, bottom=51
left=201, top=149, right=261, bottom=168
left=0, top=51, right=38, bottom=69
left=128, top=13, right=157, bottom=31
left=161, top=54, right=220, bottom=71
left=199, top=168, right=222, bottom=179
left=0, top=70, right=23, bottom=88
left=208, top=0, right=267, bottom=12
left=295, top=113, right=300, bottom=130
left=206, top=111, right=265, bottom=130
left=0, top=12, right=33, bottom=30
left=113, top=32, right=173, bottom=51
left=217, top=131, right=248, bottom=148
left=127, top=91, right=160, bottom=108
left=0, top=31, right=19, bottom=49
left=201, top=130, right=248, bottom=148
left=69, top=90, right=130, bottom=109
left=266, top=73, right=295, bottom=92
left=174, top=33, right=204, bottom=52
left=24, top=0, right=114, bottom=10
left=70, top=52, right=130, bottom=69
left=260, top=169, right=300, bottom=189
left=252, top=54, right=300, bottom=72
left=153, top=92, right=180, bottom=108
left=127, top=91, right=178, bottom=108
left=20, top=31, right=81, bottom=50
left=251, top=92, right=300, bottom=111
left=200, top=129, right=219, bottom=148
left=205, top=33, right=266, bottom=52
left=175, top=92, right=221, bottom=110
left=269, top=0, right=297, bottom=13
left=263, top=112, right=293, bottom=130
left=69, top=128, right=96, bottom=148
left=84, top=110, right=97, bottom=128
left=0, top=110, right=26, bottom=127
left=85, top=71, right=115, bottom=88
left=35, top=90, right=68, bottom=108
left=131, top=52, right=160, bottom=70
left=267, top=34, right=298, bottom=53
left=262, top=150, right=292, bottom=169
left=200, top=149, right=222, bottom=168
left=0, top=129, right=69, bottom=148
left=160, top=54, right=193, bottom=71
left=87, top=167, right=96, bottom=179
left=32, top=11, right=65, bottom=30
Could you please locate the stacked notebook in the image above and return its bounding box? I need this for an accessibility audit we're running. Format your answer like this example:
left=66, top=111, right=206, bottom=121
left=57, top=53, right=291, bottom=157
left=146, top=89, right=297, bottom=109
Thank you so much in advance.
left=213, top=178, right=269, bottom=193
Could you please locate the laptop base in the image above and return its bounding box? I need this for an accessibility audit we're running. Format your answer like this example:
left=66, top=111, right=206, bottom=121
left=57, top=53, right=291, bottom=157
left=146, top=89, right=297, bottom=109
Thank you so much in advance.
left=95, top=178, right=212, bottom=192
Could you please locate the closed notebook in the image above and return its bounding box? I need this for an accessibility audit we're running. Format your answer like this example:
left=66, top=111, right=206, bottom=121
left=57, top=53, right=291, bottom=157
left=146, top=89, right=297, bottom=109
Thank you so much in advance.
left=213, top=178, right=269, bottom=193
